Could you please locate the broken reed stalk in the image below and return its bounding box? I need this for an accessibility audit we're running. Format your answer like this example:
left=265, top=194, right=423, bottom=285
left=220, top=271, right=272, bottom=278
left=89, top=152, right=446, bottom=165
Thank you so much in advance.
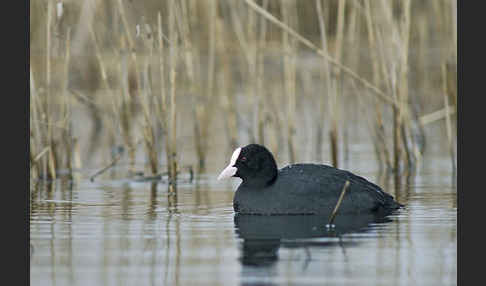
left=419, top=106, right=456, bottom=126
left=89, top=149, right=124, bottom=182
left=328, top=180, right=350, bottom=225
left=281, top=0, right=297, bottom=163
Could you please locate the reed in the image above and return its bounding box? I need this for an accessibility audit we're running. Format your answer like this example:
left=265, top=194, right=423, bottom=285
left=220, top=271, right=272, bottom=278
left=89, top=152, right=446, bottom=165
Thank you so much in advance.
left=30, top=68, right=43, bottom=179
left=46, top=0, right=56, bottom=180
left=168, top=0, right=179, bottom=185
left=442, top=63, right=456, bottom=172
left=329, top=0, right=346, bottom=168
left=281, top=0, right=297, bottom=163
left=328, top=180, right=350, bottom=226
left=363, top=0, right=391, bottom=170
left=256, top=0, right=269, bottom=145
left=315, top=0, right=332, bottom=162
left=216, top=18, right=239, bottom=151
left=29, top=0, right=457, bottom=185
left=157, top=11, right=173, bottom=181
left=61, top=27, right=73, bottom=179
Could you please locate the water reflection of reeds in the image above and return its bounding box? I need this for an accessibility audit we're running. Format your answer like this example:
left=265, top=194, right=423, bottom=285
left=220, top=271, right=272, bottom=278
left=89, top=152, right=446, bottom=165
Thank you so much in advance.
left=30, top=0, right=457, bottom=189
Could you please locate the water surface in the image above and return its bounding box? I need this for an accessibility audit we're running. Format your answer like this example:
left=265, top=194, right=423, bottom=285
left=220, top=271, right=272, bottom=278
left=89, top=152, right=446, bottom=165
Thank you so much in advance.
left=30, top=149, right=456, bottom=286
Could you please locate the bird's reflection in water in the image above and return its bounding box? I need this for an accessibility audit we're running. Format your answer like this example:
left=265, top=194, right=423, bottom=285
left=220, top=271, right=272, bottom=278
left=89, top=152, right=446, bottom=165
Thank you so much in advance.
left=234, top=210, right=393, bottom=285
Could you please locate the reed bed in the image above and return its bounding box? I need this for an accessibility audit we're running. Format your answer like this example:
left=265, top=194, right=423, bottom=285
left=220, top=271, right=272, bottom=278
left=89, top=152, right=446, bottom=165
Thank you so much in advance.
left=30, top=0, right=457, bottom=190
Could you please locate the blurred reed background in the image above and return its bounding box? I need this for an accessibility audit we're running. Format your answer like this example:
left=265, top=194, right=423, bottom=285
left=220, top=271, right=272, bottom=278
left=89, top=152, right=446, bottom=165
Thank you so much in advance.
left=29, top=0, right=457, bottom=187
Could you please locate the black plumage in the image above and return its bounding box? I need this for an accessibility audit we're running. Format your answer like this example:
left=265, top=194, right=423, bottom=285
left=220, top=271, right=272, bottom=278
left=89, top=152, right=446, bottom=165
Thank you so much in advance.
left=220, top=144, right=402, bottom=215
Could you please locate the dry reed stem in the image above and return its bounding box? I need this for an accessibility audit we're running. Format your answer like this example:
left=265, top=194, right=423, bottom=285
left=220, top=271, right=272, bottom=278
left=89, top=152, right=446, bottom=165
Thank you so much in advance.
left=281, top=0, right=297, bottom=163
left=86, top=7, right=120, bottom=127
left=328, top=180, right=350, bottom=225
left=116, top=0, right=146, bottom=170
left=227, top=0, right=256, bottom=143
left=364, top=0, right=391, bottom=169
left=419, top=106, right=456, bottom=125
left=244, top=0, right=398, bottom=109
left=72, top=138, right=82, bottom=171
left=328, top=0, right=346, bottom=168
left=46, top=0, right=56, bottom=180
left=202, top=0, right=217, bottom=167
left=168, top=0, right=179, bottom=183
left=89, top=149, right=124, bottom=182
left=256, top=0, right=269, bottom=145
left=61, top=27, right=73, bottom=178
left=30, top=68, right=43, bottom=179
left=451, top=0, right=457, bottom=61
left=33, top=147, right=50, bottom=163
left=246, top=1, right=257, bottom=143
left=247, top=0, right=258, bottom=143
left=176, top=0, right=208, bottom=170
left=158, top=11, right=173, bottom=179
left=315, top=0, right=332, bottom=162
left=442, top=64, right=456, bottom=171
left=139, top=23, right=159, bottom=176
left=334, top=0, right=346, bottom=75
left=343, top=0, right=359, bottom=164
left=398, top=0, right=412, bottom=169
left=216, top=17, right=239, bottom=150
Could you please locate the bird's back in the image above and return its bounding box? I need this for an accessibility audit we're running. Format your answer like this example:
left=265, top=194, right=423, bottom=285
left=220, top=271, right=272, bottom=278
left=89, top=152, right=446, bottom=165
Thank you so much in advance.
left=234, top=163, right=400, bottom=215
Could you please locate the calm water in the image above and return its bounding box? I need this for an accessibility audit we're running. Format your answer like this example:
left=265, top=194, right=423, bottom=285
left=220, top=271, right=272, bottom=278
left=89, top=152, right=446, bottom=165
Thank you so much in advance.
left=30, top=144, right=456, bottom=286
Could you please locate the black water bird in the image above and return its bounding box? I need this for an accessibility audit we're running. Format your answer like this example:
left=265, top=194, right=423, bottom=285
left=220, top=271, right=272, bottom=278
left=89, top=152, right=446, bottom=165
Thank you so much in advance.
left=218, top=144, right=402, bottom=215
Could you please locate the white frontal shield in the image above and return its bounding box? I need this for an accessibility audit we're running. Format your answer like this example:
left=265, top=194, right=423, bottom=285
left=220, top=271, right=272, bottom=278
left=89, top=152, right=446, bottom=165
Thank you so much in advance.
left=217, top=147, right=241, bottom=180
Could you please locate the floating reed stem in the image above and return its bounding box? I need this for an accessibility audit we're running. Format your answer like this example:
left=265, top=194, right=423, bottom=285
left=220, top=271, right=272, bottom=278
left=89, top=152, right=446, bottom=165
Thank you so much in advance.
left=90, top=148, right=124, bottom=182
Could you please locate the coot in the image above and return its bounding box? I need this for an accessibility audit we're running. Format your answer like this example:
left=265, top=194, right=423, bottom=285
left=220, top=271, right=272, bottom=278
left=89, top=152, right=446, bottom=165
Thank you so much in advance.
left=218, top=144, right=402, bottom=215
